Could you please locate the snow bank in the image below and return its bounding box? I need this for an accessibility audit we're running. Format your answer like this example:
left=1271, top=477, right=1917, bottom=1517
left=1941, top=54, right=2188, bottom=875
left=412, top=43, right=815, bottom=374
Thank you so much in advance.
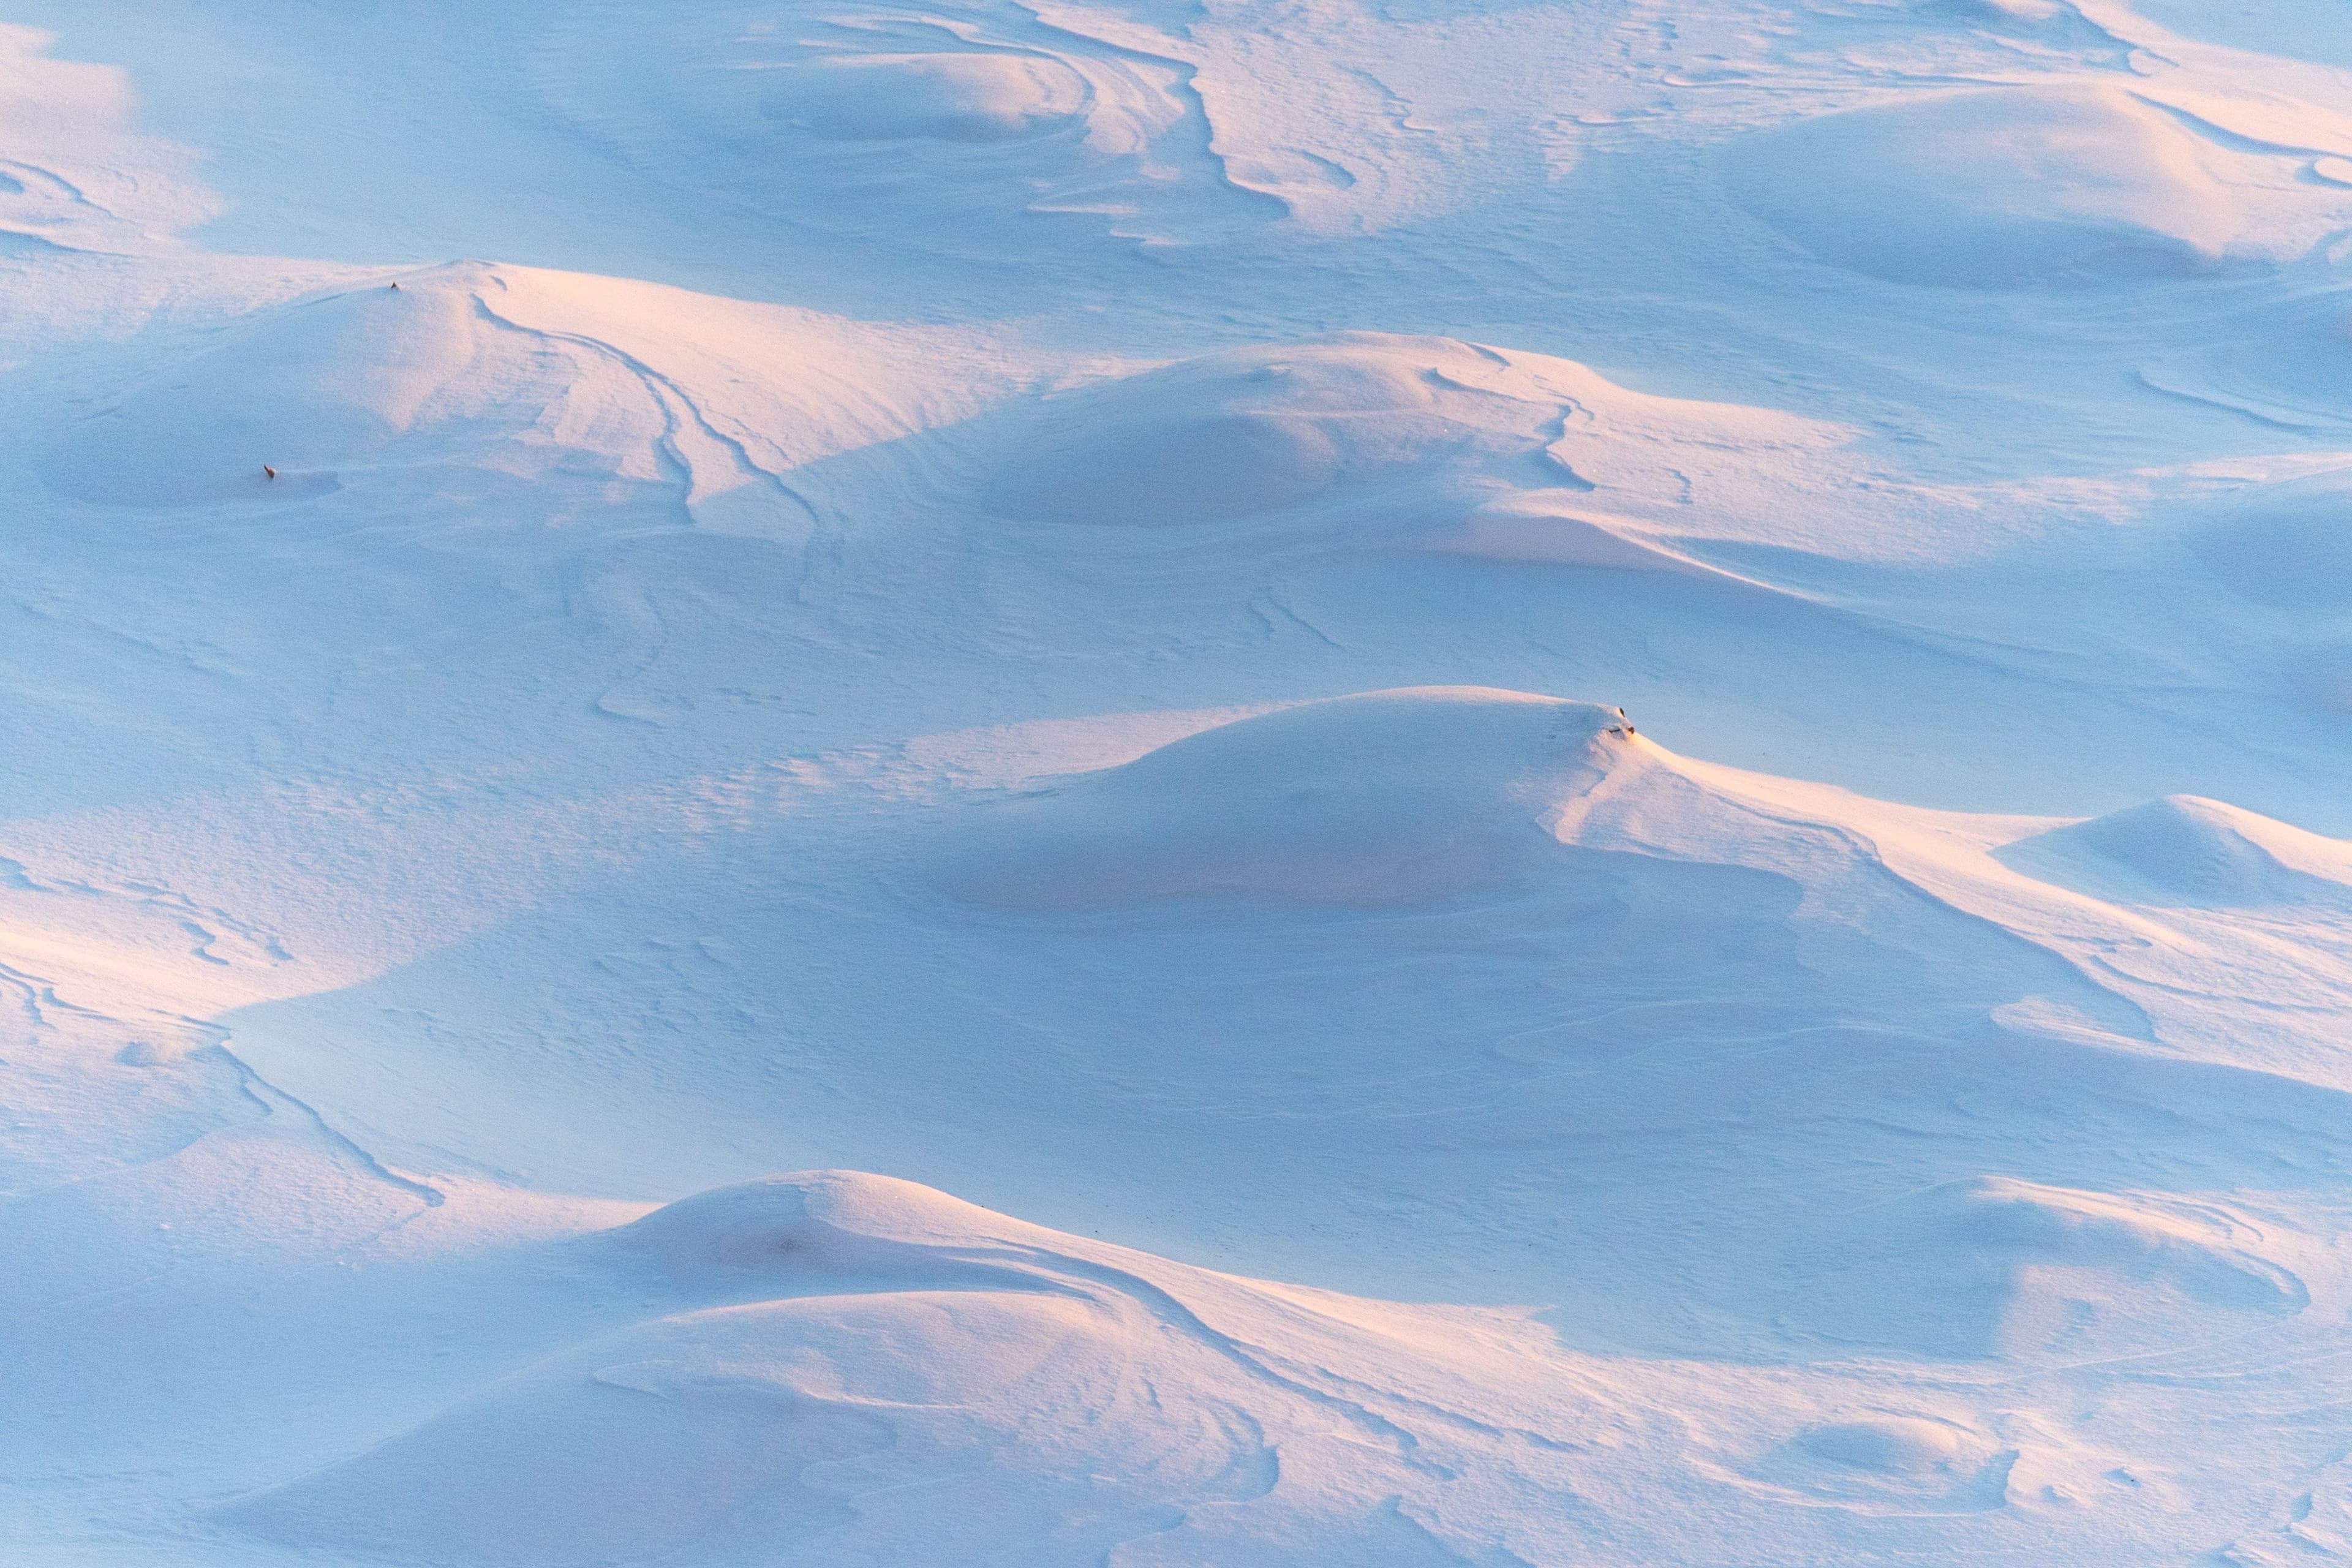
left=206, top=1161, right=2321, bottom=1564
left=0, top=24, right=220, bottom=249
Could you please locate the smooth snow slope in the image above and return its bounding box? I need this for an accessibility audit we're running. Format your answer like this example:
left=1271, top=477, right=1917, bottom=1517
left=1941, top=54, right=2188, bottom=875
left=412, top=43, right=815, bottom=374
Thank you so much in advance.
left=4, top=1, right=2352, bottom=1564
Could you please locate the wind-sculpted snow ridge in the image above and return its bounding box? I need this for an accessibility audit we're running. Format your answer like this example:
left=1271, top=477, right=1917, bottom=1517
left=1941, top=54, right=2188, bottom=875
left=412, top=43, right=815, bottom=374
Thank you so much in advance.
left=196, top=1168, right=2334, bottom=1566
left=959, top=334, right=2352, bottom=821
left=529, top=0, right=1518, bottom=250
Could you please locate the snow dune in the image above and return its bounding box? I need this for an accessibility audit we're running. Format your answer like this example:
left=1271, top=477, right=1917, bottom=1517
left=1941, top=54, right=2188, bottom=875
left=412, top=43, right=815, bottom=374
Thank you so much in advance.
left=39, top=265, right=628, bottom=509
left=0, top=21, right=217, bottom=248
left=8, top=1, right=2352, bottom=1564
left=200, top=1166, right=2329, bottom=1564
left=170, top=687, right=2346, bottom=1376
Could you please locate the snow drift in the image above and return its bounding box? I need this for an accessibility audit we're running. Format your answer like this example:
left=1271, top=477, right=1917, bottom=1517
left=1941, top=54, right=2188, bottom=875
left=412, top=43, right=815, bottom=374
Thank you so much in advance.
left=36, top=263, right=695, bottom=513
left=1727, top=85, right=2269, bottom=288
left=13, top=4, right=2352, bottom=1566
left=2007, top=793, right=2352, bottom=908
left=938, top=687, right=1637, bottom=905
left=217, top=1172, right=1525, bottom=1566
left=974, top=331, right=1852, bottom=577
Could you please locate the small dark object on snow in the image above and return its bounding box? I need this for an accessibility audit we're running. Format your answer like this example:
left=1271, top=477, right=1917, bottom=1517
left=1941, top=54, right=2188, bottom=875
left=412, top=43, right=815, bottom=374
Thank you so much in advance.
left=263, top=465, right=276, bottom=480
left=389, top=282, right=400, bottom=291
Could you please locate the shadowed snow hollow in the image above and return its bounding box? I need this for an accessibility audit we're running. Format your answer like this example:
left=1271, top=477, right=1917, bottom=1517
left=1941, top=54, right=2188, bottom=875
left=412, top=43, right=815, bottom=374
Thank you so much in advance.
left=938, top=687, right=1639, bottom=905
left=2189, top=466, right=2352, bottom=609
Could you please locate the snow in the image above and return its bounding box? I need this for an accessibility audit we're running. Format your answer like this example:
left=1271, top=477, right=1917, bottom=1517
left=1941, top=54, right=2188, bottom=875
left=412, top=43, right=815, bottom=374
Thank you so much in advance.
left=1725, top=84, right=2246, bottom=288
left=938, top=688, right=1632, bottom=905
left=6, top=0, right=2352, bottom=1563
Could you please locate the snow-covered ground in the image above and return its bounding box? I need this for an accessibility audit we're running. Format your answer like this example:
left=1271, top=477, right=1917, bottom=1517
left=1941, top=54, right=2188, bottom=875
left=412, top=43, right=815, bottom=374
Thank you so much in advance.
left=3, top=2, right=2351, bottom=1562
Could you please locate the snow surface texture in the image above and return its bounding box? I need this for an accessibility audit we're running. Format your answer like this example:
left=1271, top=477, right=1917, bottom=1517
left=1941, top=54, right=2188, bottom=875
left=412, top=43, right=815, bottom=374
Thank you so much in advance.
left=4, top=1, right=2352, bottom=1564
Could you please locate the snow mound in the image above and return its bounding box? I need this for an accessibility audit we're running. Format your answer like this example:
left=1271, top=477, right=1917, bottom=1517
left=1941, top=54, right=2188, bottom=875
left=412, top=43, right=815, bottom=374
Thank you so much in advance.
left=216, top=1170, right=1477, bottom=1566
left=1949, top=1177, right=2305, bottom=1317
left=612, top=1170, right=1029, bottom=1287
left=761, top=53, right=1087, bottom=143
left=981, top=334, right=1551, bottom=529
left=37, top=264, right=668, bottom=510
left=532, top=3, right=1261, bottom=257
left=1747, top=1413, right=2011, bottom=1512
left=1801, top=1177, right=2308, bottom=1360
left=1797, top=1417, right=1970, bottom=1474
left=34, top=262, right=1025, bottom=524
left=976, top=332, right=1847, bottom=555
left=1725, top=85, right=2244, bottom=288
left=937, top=687, right=1640, bottom=906
left=2007, top=794, right=2352, bottom=908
